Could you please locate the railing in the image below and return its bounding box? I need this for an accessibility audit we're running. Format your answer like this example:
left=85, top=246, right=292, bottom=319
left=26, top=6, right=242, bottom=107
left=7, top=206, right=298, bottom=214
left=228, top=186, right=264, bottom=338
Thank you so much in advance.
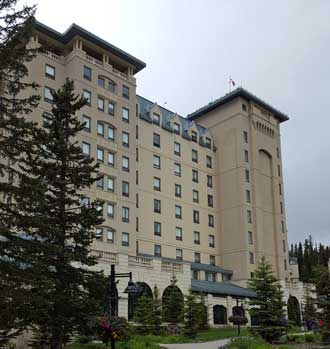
left=42, top=50, right=61, bottom=62
left=128, top=255, right=153, bottom=268
left=91, top=249, right=117, bottom=263
left=161, top=261, right=183, bottom=272
left=85, top=54, right=103, bottom=67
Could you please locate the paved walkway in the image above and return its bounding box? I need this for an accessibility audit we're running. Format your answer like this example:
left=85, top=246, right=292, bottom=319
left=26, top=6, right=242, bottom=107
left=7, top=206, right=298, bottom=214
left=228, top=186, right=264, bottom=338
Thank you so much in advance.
left=160, top=338, right=230, bottom=349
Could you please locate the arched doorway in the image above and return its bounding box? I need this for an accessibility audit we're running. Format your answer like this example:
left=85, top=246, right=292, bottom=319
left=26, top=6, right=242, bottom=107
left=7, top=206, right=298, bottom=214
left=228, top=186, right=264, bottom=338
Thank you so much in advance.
left=213, top=305, right=227, bottom=325
left=162, top=285, right=184, bottom=323
left=232, top=305, right=245, bottom=317
left=287, top=296, right=301, bottom=327
left=128, top=282, right=152, bottom=320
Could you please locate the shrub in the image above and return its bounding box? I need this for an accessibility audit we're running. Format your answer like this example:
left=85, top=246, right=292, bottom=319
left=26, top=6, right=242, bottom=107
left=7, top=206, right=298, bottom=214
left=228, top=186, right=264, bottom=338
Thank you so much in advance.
left=228, top=336, right=271, bottom=349
left=286, top=334, right=296, bottom=342
left=228, top=315, right=248, bottom=326
left=304, top=333, right=315, bottom=342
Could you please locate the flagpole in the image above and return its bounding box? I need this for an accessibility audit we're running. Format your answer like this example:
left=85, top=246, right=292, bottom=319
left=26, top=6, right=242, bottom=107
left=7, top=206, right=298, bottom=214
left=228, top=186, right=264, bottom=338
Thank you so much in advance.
left=229, top=76, right=231, bottom=93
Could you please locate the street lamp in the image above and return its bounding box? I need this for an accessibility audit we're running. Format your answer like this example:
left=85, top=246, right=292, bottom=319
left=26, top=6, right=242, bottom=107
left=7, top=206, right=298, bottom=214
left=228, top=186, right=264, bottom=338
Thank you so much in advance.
left=105, top=264, right=138, bottom=349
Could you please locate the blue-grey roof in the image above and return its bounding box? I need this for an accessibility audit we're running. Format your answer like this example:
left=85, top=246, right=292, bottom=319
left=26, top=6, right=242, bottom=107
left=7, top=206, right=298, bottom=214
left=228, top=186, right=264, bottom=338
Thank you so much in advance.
left=137, top=95, right=213, bottom=148
left=188, top=87, right=289, bottom=123
left=35, top=21, right=146, bottom=74
left=191, top=263, right=233, bottom=275
left=192, top=279, right=256, bottom=298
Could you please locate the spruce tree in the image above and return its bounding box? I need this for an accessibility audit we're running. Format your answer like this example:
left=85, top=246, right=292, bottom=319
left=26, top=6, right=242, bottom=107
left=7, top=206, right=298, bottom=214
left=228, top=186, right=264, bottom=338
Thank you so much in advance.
left=0, top=1, right=40, bottom=344
left=15, top=79, right=105, bottom=349
left=162, top=275, right=184, bottom=326
left=302, top=287, right=317, bottom=330
left=248, top=257, right=287, bottom=343
left=133, top=294, right=153, bottom=334
left=151, top=285, right=162, bottom=334
left=183, top=290, right=198, bottom=338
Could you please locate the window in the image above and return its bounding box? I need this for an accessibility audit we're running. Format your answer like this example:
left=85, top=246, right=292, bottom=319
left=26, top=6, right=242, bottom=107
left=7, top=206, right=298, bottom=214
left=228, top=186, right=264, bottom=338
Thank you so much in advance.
left=153, top=155, right=160, bottom=169
left=277, top=147, right=280, bottom=159
left=194, top=231, right=200, bottom=244
left=247, top=209, right=252, bottom=223
left=82, top=115, right=91, bottom=131
left=97, top=77, right=105, bottom=88
left=122, top=232, right=129, bottom=246
left=136, top=126, right=139, bottom=140
left=248, top=231, right=253, bottom=245
left=122, top=107, right=129, bottom=122
left=122, top=156, right=129, bottom=171
left=153, top=133, right=160, bottom=147
left=249, top=252, right=254, bottom=264
left=105, top=229, right=114, bottom=243
left=122, top=181, right=129, bottom=197
left=205, top=137, right=211, bottom=148
left=107, top=177, right=114, bottom=192
left=83, top=66, right=92, bottom=80
left=81, top=196, right=90, bottom=207
left=192, top=149, right=198, bottom=163
left=194, top=252, right=201, bottom=263
left=108, top=152, right=115, bottom=166
left=153, top=177, right=161, bottom=191
left=108, top=101, right=115, bottom=115
left=108, top=80, right=116, bottom=93
left=280, top=202, right=283, bottom=214
left=154, top=244, right=161, bottom=257
left=98, top=97, right=104, bottom=111
left=175, top=205, right=182, bottom=219
left=83, top=90, right=91, bottom=105
left=82, top=142, right=90, bottom=156
left=97, top=148, right=104, bottom=163
left=174, top=142, right=181, bottom=155
left=209, top=235, right=215, bottom=248
left=176, top=249, right=183, bottom=261
left=192, top=270, right=199, bottom=280
left=175, top=184, right=181, bottom=197
left=206, top=176, right=213, bottom=190
left=44, top=87, right=54, bottom=102
left=210, top=255, right=216, bottom=266
left=281, top=220, right=285, bottom=233
left=244, top=150, right=249, bottom=162
left=245, top=169, right=250, bottom=182
left=193, top=210, right=200, bottom=224
left=284, top=259, right=287, bottom=271
left=278, top=164, right=281, bottom=177
left=243, top=130, right=248, bottom=143
left=95, top=228, right=103, bottom=240
left=107, top=203, right=114, bottom=218
left=246, top=190, right=251, bottom=203
left=206, top=271, right=216, bottom=282
left=206, top=155, right=212, bottom=168
left=154, top=199, right=161, bottom=213
left=153, top=113, right=160, bottom=125
left=136, top=217, right=139, bottom=232
left=175, top=227, right=182, bottom=241
left=154, top=222, right=161, bottom=236
left=191, top=131, right=197, bottom=142
left=122, top=85, right=129, bottom=99
left=136, top=170, right=138, bottom=185
left=279, top=183, right=282, bottom=195
left=97, top=122, right=104, bottom=136
left=193, top=190, right=199, bottom=203
left=45, top=64, right=55, bottom=79
left=108, top=126, right=115, bottom=141
left=283, top=240, right=286, bottom=252
left=122, top=132, right=129, bottom=147
left=173, top=122, right=180, bottom=134
left=208, top=214, right=214, bottom=227
left=122, top=207, right=129, bottom=222
left=242, top=103, right=247, bottom=111
left=96, top=203, right=103, bottom=215
left=97, top=175, right=104, bottom=189
left=208, top=194, right=214, bottom=207
left=174, top=163, right=181, bottom=177
left=192, top=170, right=199, bottom=183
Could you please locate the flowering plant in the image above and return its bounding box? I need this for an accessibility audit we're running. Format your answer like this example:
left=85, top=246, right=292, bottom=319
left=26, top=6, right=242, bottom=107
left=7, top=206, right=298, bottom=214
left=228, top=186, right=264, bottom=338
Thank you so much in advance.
left=98, top=316, right=129, bottom=344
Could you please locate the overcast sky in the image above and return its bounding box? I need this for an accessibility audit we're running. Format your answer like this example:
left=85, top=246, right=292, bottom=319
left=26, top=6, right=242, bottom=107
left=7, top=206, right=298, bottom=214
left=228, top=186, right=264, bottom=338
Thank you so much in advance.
left=30, top=0, right=330, bottom=245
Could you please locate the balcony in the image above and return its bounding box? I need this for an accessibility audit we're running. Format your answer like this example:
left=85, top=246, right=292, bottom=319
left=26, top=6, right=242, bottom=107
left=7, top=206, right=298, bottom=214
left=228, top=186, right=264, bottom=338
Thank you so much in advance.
left=161, top=260, right=183, bottom=273
left=128, top=255, right=153, bottom=268
left=91, top=249, right=117, bottom=263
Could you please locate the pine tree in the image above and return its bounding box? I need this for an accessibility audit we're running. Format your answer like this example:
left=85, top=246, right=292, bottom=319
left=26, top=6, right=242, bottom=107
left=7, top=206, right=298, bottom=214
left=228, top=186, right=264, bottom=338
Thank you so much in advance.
left=162, top=275, right=184, bottom=325
left=0, top=1, right=40, bottom=344
left=302, top=287, right=317, bottom=330
left=133, top=294, right=153, bottom=334
left=151, top=285, right=162, bottom=334
left=14, top=79, right=106, bottom=349
left=195, top=294, right=208, bottom=330
left=248, top=257, right=287, bottom=343
left=183, top=290, right=198, bottom=338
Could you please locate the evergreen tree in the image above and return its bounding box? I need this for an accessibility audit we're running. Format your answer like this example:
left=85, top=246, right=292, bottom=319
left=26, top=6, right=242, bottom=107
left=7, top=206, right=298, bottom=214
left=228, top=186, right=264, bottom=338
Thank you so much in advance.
left=133, top=294, right=153, bottom=334
left=183, top=290, right=198, bottom=338
left=162, top=275, right=184, bottom=325
left=195, top=294, right=208, bottom=330
left=0, top=0, right=40, bottom=344
left=248, top=257, right=287, bottom=343
left=302, top=287, right=317, bottom=330
left=14, top=79, right=105, bottom=349
left=151, top=285, right=162, bottom=334
left=313, top=266, right=330, bottom=343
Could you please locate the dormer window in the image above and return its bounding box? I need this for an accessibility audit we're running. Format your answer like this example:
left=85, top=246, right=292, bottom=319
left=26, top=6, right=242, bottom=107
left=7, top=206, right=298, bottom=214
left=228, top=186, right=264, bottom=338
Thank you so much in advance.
left=191, top=131, right=198, bottom=142
left=153, top=113, right=160, bottom=126
left=173, top=122, right=180, bottom=135
left=206, top=137, right=211, bottom=148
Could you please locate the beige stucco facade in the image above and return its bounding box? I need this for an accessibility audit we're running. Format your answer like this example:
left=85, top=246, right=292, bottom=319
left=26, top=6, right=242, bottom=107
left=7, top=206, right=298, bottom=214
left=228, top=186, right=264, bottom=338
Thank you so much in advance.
left=9, top=22, right=306, bottom=327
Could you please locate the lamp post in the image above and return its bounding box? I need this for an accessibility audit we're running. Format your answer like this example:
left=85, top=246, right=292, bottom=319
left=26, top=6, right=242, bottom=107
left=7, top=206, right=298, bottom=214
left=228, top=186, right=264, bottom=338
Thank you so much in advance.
left=105, top=264, right=138, bottom=349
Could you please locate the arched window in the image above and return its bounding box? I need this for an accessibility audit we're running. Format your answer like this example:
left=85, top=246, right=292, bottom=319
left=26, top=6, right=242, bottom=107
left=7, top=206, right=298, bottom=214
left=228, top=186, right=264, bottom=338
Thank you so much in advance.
left=213, top=305, right=227, bottom=325
left=232, top=305, right=245, bottom=317
left=128, top=282, right=152, bottom=321
left=287, top=296, right=301, bottom=327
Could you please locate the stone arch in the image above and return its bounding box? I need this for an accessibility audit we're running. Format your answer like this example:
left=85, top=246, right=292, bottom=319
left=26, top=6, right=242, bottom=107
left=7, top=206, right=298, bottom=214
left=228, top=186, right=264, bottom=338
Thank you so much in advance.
left=128, top=281, right=153, bottom=321
left=287, top=295, right=301, bottom=327
left=162, top=284, right=184, bottom=322
left=213, top=305, right=227, bottom=325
